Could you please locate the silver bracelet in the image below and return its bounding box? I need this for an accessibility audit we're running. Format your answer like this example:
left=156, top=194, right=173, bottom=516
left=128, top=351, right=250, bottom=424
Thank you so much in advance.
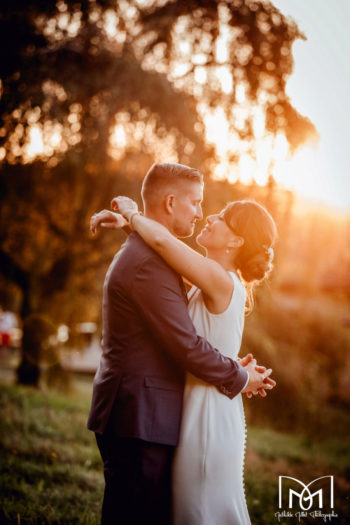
left=128, top=211, right=142, bottom=230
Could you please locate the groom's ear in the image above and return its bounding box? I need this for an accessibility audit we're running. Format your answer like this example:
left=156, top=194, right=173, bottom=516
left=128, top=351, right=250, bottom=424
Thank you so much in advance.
left=164, top=194, right=175, bottom=215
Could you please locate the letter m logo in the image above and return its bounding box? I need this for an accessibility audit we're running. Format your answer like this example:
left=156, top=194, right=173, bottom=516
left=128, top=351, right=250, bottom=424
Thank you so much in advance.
left=278, top=476, right=334, bottom=511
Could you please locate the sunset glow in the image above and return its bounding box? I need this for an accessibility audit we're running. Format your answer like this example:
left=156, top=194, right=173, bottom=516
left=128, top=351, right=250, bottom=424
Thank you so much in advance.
left=272, top=0, right=350, bottom=211
left=26, top=126, right=44, bottom=158
left=202, top=106, right=324, bottom=203
left=18, top=0, right=350, bottom=211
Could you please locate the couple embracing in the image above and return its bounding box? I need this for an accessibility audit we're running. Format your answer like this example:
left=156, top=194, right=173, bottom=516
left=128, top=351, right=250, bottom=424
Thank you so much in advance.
left=87, top=162, right=277, bottom=525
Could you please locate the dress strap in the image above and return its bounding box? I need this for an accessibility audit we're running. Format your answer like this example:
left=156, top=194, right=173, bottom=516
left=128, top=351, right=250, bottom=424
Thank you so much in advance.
left=229, top=271, right=243, bottom=288
left=187, top=286, right=199, bottom=304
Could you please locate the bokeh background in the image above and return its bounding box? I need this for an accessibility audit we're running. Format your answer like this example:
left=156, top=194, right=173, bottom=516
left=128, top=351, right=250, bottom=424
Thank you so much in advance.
left=0, top=1, right=349, bottom=523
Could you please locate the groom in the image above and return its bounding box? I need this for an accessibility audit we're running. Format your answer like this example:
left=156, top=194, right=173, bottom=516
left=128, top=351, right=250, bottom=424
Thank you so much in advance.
left=88, top=163, right=274, bottom=525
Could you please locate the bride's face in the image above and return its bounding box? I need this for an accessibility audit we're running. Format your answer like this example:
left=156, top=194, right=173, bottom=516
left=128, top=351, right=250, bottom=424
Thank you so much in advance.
left=196, top=210, right=235, bottom=251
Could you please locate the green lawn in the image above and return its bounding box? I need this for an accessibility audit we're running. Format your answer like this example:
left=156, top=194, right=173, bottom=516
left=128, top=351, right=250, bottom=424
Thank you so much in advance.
left=0, top=382, right=103, bottom=524
left=245, top=427, right=349, bottom=524
left=0, top=382, right=348, bottom=524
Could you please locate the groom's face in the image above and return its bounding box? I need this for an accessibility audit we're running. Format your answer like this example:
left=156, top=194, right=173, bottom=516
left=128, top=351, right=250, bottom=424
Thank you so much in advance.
left=171, top=181, right=203, bottom=238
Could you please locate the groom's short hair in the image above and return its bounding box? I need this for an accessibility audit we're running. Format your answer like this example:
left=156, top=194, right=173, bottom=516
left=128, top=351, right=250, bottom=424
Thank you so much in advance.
left=141, top=163, right=203, bottom=206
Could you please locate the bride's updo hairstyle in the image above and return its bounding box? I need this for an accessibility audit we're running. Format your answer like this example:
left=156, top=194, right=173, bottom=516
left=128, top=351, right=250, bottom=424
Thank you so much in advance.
left=224, top=200, right=277, bottom=286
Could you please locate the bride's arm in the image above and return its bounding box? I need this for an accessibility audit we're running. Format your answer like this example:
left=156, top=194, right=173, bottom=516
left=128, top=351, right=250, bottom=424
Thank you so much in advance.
left=113, top=197, right=233, bottom=304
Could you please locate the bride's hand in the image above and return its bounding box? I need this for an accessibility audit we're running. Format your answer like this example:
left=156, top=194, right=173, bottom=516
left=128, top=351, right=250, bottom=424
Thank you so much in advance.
left=90, top=210, right=128, bottom=235
left=111, top=196, right=139, bottom=221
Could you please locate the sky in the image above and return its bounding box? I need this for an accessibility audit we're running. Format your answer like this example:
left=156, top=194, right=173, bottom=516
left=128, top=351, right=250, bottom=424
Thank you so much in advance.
left=271, top=0, right=350, bottom=211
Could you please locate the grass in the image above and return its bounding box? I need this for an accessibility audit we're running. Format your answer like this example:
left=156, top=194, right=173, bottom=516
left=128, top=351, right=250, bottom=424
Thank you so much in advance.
left=0, top=382, right=103, bottom=524
left=245, top=427, right=350, bottom=524
left=0, top=381, right=349, bottom=524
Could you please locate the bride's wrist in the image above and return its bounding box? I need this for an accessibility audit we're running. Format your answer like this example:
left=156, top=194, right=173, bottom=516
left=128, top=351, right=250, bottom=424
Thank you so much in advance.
left=123, top=208, right=138, bottom=221
left=128, top=210, right=142, bottom=230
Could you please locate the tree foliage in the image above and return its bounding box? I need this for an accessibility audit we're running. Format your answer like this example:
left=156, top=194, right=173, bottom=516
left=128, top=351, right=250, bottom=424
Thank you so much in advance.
left=138, top=0, right=317, bottom=149
left=0, top=0, right=317, bottom=324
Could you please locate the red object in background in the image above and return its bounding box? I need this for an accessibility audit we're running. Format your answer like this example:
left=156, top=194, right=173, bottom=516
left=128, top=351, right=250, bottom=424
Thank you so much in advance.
left=1, top=333, right=10, bottom=347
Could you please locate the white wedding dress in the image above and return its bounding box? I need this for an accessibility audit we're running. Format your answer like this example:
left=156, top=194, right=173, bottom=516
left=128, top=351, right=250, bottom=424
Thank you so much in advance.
left=172, top=272, right=251, bottom=525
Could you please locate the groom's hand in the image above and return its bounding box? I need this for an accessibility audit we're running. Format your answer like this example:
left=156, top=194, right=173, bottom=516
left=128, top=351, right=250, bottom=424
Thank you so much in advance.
left=238, top=354, right=265, bottom=397
left=240, top=355, right=275, bottom=398
left=247, top=362, right=276, bottom=398
left=90, top=210, right=128, bottom=235
left=246, top=373, right=276, bottom=398
left=238, top=354, right=254, bottom=368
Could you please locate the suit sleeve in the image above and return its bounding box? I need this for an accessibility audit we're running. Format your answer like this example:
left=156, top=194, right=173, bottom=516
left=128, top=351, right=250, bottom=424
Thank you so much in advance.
left=130, top=255, right=249, bottom=399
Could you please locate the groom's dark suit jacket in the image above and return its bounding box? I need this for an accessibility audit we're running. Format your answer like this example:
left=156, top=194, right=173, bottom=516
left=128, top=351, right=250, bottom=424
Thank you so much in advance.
left=87, top=233, right=248, bottom=446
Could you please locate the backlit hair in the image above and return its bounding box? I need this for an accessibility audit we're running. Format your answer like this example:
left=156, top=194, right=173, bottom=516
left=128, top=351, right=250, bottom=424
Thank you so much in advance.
left=141, top=163, right=203, bottom=206
left=224, top=200, right=277, bottom=309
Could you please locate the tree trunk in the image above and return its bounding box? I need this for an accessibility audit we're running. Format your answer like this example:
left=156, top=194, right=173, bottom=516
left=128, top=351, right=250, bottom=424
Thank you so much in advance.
left=17, top=275, right=43, bottom=386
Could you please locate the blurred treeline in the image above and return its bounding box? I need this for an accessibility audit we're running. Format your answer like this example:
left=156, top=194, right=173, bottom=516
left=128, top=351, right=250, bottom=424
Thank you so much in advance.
left=0, top=1, right=349, bottom=431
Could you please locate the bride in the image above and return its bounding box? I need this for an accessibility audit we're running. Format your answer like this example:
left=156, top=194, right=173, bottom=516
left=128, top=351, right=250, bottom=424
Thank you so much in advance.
left=91, top=197, right=277, bottom=525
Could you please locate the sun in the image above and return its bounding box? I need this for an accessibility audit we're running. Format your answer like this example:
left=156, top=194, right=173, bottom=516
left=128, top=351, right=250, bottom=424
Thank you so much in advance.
left=201, top=102, right=332, bottom=207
